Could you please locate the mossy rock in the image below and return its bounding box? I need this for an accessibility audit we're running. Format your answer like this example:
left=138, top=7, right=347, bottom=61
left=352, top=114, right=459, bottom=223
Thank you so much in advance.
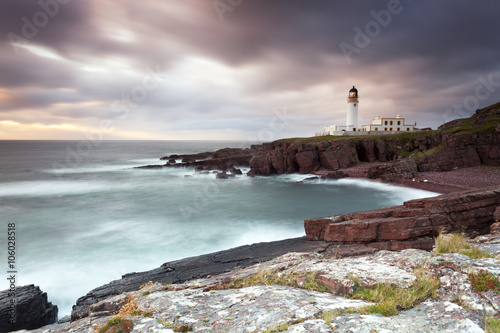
left=99, top=317, right=134, bottom=333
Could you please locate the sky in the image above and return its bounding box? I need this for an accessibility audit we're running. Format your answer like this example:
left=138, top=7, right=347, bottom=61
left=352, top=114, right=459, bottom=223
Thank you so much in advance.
left=0, top=0, right=499, bottom=140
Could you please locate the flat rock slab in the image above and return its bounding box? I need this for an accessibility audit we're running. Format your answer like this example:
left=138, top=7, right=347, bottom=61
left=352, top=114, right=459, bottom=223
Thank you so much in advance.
left=471, top=234, right=500, bottom=255
left=137, top=285, right=368, bottom=332
left=166, top=251, right=422, bottom=295
left=329, top=301, right=485, bottom=333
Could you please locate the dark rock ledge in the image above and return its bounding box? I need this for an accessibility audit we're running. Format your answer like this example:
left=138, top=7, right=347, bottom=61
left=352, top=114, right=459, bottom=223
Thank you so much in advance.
left=0, top=285, right=58, bottom=333
left=70, top=237, right=337, bottom=321
left=135, top=147, right=261, bottom=175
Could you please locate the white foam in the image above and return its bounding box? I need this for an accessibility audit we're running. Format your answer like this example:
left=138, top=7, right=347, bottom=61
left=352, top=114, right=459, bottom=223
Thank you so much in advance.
left=43, top=163, right=154, bottom=175
left=335, top=178, right=439, bottom=198
left=0, top=180, right=112, bottom=197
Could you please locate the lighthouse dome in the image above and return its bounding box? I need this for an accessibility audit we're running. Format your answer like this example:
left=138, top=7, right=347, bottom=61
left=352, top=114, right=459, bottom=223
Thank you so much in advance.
left=348, top=86, right=358, bottom=98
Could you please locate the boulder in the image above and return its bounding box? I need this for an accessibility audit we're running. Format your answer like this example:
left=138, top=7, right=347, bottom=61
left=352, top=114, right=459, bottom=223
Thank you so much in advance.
left=494, top=207, right=500, bottom=222
left=249, top=153, right=272, bottom=176
left=230, top=167, right=243, bottom=175
left=0, top=285, right=58, bottom=333
left=296, top=149, right=320, bottom=174
left=216, top=171, right=229, bottom=179
left=322, top=171, right=348, bottom=180
left=491, top=222, right=500, bottom=235
left=367, top=159, right=418, bottom=182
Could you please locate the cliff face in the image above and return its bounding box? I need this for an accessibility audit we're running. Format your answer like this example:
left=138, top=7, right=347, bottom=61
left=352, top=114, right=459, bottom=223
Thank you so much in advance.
left=248, top=102, right=500, bottom=178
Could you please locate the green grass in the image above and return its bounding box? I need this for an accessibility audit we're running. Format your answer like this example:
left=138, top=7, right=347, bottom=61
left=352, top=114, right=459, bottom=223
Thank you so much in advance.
left=218, top=269, right=328, bottom=293
left=262, top=322, right=290, bottom=333
left=435, top=232, right=492, bottom=259
left=278, top=129, right=440, bottom=144
left=98, top=317, right=134, bottom=333
left=398, top=148, right=420, bottom=158
left=158, top=319, right=193, bottom=332
left=350, top=270, right=439, bottom=316
left=446, top=102, right=500, bottom=135
left=486, top=317, right=500, bottom=333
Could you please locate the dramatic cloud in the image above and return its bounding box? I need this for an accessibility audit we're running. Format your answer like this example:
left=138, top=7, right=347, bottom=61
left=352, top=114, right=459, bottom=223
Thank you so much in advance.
left=0, top=0, right=499, bottom=140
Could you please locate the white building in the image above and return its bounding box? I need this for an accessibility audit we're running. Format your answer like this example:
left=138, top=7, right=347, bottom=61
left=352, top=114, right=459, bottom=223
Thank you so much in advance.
left=360, top=115, right=414, bottom=132
left=315, top=86, right=415, bottom=136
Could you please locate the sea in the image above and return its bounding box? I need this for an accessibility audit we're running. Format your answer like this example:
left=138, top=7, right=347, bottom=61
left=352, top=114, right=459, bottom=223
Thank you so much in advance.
left=0, top=140, right=439, bottom=317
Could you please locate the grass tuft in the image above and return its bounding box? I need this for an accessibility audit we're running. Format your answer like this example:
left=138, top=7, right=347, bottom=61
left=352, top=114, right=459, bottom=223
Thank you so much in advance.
left=434, top=232, right=492, bottom=259
left=486, top=317, right=500, bottom=333
left=217, top=269, right=328, bottom=293
left=262, top=322, right=290, bottom=333
left=351, top=270, right=439, bottom=316
left=158, top=319, right=193, bottom=332
left=97, top=317, right=133, bottom=333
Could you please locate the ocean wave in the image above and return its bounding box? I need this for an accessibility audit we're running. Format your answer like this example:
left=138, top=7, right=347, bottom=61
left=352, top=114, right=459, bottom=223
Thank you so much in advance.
left=0, top=180, right=112, bottom=197
left=335, top=178, right=439, bottom=198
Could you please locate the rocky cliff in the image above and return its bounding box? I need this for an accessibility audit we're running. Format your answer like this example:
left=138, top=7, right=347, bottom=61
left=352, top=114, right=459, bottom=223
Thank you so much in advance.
left=248, top=102, right=500, bottom=179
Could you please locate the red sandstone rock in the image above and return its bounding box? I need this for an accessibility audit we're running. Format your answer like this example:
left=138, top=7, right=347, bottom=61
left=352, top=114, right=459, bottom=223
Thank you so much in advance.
left=490, top=222, right=500, bottom=235
left=305, top=187, right=500, bottom=243
left=367, top=159, right=418, bottom=182
left=315, top=275, right=355, bottom=295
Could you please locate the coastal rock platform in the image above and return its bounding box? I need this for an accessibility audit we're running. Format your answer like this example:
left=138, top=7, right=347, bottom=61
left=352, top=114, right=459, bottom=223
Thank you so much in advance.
left=18, top=237, right=500, bottom=333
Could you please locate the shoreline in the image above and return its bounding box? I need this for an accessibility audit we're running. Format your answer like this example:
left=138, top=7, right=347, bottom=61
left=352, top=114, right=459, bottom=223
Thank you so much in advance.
left=338, top=164, right=500, bottom=194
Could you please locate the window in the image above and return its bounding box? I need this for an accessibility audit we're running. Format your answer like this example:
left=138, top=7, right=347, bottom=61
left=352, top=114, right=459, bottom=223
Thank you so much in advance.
left=375, top=128, right=378, bottom=131
left=397, top=128, right=400, bottom=131
left=390, top=121, right=393, bottom=125
left=389, top=128, right=393, bottom=131
left=397, top=121, right=401, bottom=125
left=384, top=121, right=388, bottom=125
left=384, top=127, right=387, bottom=131
left=354, top=103, right=356, bottom=107
left=407, top=128, right=410, bottom=131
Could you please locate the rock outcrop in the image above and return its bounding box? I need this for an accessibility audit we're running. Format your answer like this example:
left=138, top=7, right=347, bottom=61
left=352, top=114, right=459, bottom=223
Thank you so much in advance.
left=0, top=285, right=58, bottom=333
left=367, top=159, right=418, bottom=182
left=137, top=147, right=260, bottom=173
left=305, top=186, right=500, bottom=247
left=248, top=103, right=500, bottom=179
left=22, top=236, right=500, bottom=333
left=70, top=237, right=333, bottom=321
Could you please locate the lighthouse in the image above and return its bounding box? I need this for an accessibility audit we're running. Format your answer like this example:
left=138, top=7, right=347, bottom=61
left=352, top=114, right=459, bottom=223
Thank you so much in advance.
left=346, top=86, right=359, bottom=131
left=315, top=85, right=416, bottom=136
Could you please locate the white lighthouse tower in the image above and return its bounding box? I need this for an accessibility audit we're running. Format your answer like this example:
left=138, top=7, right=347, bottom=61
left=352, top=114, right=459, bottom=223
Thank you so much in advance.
left=346, top=86, right=359, bottom=131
